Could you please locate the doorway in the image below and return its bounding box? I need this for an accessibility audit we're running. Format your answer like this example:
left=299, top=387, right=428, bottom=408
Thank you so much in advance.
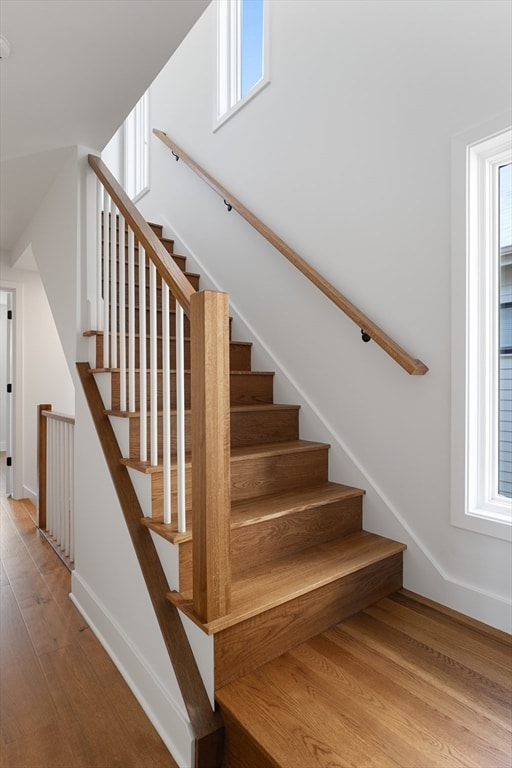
left=0, top=288, right=15, bottom=497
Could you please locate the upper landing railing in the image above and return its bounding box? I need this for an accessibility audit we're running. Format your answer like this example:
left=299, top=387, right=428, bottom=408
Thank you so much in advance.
left=154, top=129, right=428, bottom=376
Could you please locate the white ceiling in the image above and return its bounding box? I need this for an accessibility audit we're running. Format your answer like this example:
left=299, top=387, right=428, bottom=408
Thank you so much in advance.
left=0, top=0, right=210, bottom=256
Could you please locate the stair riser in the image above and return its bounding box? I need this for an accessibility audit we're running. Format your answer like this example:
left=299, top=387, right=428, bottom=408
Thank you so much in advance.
left=128, top=308, right=191, bottom=337
left=95, top=335, right=251, bottom=371
left=113, top=310, right=231, bottom=339
left=102, top=216, right=164, bottom=240
left=177, top=496, right=363, bottom=593
left=230, top=496, right=363, bottom=574
left=110, top=371, right=274, bottom=410
left=102, top=233, right=174, bottom=255
left=214, top=552, right=403, bottom=689
left=126, top=406, right=298, bottom=460
left=231, top=447, right=329, bottom=502
left=103, top=249, right=185, bottom=273
left=221, top=711, right=276, bottom=768
left=148, top=445, right=329, bottom=516
left=102, top=271, right=199, bottom=305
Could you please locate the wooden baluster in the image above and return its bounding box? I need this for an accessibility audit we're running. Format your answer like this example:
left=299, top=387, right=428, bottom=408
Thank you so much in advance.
left=191, top=291, right=231, bottom=622
left=37, top=404, right=52, bottom=530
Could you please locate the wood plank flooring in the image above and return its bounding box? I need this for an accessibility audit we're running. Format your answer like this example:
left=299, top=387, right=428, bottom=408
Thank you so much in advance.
left=216, top=591, right=512, bottom=768
left=0, top=463, right=179, bottom=768
left=2, top=448, right=511, bottom=768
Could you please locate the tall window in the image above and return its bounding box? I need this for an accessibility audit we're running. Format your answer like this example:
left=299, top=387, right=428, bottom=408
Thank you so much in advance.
left=217, top=0, right=269, bottom=127
left=452, top=123, right=512, bottom=540
left=499, top=162, right=512, bottom=497
left=124, top=92, right=149, bottom=201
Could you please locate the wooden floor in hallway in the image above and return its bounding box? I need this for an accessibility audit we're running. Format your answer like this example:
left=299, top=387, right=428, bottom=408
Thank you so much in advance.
left=0, top=455, right=180, bottom=768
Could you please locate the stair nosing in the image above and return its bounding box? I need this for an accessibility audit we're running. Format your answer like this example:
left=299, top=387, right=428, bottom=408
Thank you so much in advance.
left=106, top=403, right=299, bottom=418
left=121, top=440, right=331, bottom=473
left=89, top=367, right=272, bottom=375
left=169, top=532, right=406, bottom=635
left=230, top=482, right=365, bottom=528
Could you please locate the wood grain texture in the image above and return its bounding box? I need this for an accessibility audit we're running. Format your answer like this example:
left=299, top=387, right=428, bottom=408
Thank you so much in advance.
left=230, top=440, right=329, bottom=501
left=76, top=362, right=223, bottom=755
left=0, top=491, right=180, bottom=768
left=108, top=403, right=298, bottom=463
left=173, top=534, right=404, bottom=634
left=106, top=369, right=273, bottom=410
left=216, top=590, right=512, bottom=768
left=230, top=490, right=363, bottom=574
left=212, top=550, right=404, bottom=687
left=153, top=130, right=428, bottom=376
left=190, top=291, right=232, bottom=622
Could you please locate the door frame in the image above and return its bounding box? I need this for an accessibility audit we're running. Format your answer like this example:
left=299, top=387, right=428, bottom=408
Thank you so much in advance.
left=0, top=282, right=23, bottom=499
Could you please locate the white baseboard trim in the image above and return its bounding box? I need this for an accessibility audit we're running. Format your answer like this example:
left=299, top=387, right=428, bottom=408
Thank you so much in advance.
left=70, top=571, right=194, bottom=768
left=22, top=484, right=37, bottom=506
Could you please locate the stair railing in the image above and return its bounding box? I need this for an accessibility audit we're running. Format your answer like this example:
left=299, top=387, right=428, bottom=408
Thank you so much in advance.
left=37, top=404, right=75, bottom=566
left=88, top=155, right=231, bottom=623
left=154, top=129, right=429, bottom=376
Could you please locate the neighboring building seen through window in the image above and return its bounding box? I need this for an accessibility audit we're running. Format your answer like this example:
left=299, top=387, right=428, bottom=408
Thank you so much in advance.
left=499, top=162, right=512, bottom=498
left=451, top=124, right=512, bottom=539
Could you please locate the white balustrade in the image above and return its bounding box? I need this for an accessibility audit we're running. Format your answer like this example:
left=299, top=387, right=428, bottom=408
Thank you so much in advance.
left=95, top=185, right=188, bottom=530
left=43, top=411, right=75, bottom=563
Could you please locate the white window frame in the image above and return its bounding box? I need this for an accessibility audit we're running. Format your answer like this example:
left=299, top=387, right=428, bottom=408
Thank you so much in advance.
left=451, top=116, right=512, bottom=541
left=215, top=0, right=270, bottom=130
left=124, top=91, right=149, bottom=202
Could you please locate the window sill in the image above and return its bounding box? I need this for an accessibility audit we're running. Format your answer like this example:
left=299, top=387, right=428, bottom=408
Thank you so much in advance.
left=451, top=503, right=512, bottom=541
left=214, top=76, right=270, bottom=133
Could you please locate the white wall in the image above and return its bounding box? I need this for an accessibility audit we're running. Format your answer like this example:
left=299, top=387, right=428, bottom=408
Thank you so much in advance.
left=136, top=0, right=512, bottom=631
left=0, top=267, right=74, bottom=500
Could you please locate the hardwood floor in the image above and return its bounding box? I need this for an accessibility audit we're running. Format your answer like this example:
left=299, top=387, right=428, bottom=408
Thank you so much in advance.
left=2, top=449, right=511, bottom=768
left=216, top=591, right=512, bottom=768
left=0, top=458, right=179, bottom=768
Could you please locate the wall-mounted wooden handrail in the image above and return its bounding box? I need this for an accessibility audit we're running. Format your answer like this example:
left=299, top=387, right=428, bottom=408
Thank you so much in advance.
left=154, top=129, right=428, bottom=376
left=88, top=154, right=195, bottom=317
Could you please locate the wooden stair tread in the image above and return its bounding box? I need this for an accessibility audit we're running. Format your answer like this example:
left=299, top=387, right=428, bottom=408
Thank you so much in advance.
left=231, top=440, right=328, bottom=461
left=230, top=482, right=364, bottom=528
left=139, top=481, right=364, bottom=544
left=121, top=440, right=329, bottom=474
left=168, top=531, right=406, bottom=634
left=88, top=367, right=273, bottom=376
left=105, top=403, right=299, bottom=419
left=86, top=330, right=251, bottom=347
left=141, top=516, right=191, bottom=543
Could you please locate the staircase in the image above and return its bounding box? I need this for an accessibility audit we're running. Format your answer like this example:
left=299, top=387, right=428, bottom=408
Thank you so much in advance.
left=83, top=212, right=406, bottom=765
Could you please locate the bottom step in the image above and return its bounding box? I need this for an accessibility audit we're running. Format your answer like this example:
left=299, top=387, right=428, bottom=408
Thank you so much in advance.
left=169, top=531, right=405, bottom=687
left=216, top=590, right=512, bottom=768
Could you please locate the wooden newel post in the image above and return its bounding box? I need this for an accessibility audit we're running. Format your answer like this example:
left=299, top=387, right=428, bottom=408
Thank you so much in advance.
left=37, top=403, right=52, bottom=529
left=191, top=291, right=231, bottom=623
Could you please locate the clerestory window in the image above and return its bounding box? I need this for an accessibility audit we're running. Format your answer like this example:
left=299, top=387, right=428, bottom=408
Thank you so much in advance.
left=216, top=0, right=269, bottom=128
left=124, top=91, right=149, bottom=201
